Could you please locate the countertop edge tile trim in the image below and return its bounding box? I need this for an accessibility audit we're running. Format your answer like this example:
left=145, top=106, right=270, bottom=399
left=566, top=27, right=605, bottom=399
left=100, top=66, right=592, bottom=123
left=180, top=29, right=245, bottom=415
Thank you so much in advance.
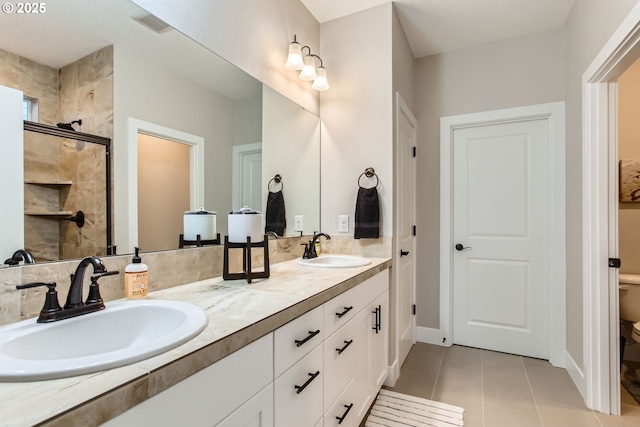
left=35, top=259, right=392, bottom=427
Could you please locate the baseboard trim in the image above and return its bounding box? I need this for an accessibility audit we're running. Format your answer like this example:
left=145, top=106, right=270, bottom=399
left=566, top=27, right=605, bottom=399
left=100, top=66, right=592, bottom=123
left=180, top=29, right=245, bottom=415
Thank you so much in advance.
left=565, top=350, right=586, bottom=401
left=384, top=359, right=399, bottom=387
left=417, top=326, right=444, bottom=346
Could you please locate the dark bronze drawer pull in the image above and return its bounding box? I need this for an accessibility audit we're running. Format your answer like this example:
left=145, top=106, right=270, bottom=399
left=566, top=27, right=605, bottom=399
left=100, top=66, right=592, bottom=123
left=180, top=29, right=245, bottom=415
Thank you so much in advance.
left=335, top=306, right=353, bottom=318
left=294, top=371, right=320, bottom=394
left=295, top=329, right=320, bottom=347
left=336, top=339, right=353, bottom=355
left=336, top=403, right=354, bottom=424
left=372, top=305, right=381, bottom=333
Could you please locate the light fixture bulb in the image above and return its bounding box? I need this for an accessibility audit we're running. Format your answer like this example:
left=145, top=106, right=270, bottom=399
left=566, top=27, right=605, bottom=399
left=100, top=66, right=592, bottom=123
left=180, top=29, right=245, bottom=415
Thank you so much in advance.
left=299, top=55, right=317, bottom=81
left=311, top=66, right=329, bottom=91
left=284, top=41, right=303, bottom=70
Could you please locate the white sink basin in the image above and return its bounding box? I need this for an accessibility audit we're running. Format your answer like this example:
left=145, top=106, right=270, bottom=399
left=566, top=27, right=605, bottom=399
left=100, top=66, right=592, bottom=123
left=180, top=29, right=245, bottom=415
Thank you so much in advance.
left=0, top=299, right=208, bottom=382
left=296, top=255, right=372, bottom=268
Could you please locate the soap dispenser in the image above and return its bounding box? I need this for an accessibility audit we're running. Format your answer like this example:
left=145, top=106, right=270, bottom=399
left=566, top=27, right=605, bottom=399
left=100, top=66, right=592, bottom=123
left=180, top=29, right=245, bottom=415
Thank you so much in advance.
left=125, top=247, right=148, bottom=299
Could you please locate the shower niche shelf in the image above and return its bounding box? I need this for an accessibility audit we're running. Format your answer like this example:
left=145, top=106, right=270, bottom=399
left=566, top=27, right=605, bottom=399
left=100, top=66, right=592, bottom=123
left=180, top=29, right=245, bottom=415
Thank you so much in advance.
left=24, top=211, right=74, bottom=217
left=24, top=179, right=73, bottom=187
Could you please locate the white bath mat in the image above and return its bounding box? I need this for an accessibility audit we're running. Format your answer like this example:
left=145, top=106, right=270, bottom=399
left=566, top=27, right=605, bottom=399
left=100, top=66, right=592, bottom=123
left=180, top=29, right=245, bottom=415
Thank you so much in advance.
left=365, top=389, right=464, bottom=426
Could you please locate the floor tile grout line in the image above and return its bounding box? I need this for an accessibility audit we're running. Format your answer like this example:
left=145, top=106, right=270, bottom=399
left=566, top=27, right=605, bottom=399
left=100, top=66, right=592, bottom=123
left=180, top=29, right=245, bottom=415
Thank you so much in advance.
left=430, top=346, right=446, bottom=401
left=521, top=355, right=545, bottom=427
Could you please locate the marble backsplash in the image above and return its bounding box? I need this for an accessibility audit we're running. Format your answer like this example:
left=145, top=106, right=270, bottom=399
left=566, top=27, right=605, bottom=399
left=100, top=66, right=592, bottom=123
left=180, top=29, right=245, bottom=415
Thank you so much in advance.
left=0, top=235, right=391, bottom=327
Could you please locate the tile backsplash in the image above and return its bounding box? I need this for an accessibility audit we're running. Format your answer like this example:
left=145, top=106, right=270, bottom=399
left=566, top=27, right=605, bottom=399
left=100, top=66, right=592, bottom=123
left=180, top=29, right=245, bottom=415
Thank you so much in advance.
left=0, top=235, right=392, bottom=326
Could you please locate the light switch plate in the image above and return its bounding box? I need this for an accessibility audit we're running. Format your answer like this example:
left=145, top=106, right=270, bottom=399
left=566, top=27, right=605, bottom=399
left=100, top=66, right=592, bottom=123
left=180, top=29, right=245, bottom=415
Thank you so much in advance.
left=294, top=215, right=303, bottom=231
left=338, top=215, right=349, bottom=233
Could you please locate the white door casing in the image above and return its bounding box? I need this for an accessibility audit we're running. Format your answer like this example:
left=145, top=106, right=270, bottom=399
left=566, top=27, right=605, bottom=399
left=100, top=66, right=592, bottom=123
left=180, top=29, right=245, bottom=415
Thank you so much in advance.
left=452, top=119, right=550, bottom=359
left=582, top=1, right=640, bottom=414
left=440, top=102, right=566, bottom=367
left=395, top=93, right=417, bottom=374
left=124, top=118, right=204, bottom=254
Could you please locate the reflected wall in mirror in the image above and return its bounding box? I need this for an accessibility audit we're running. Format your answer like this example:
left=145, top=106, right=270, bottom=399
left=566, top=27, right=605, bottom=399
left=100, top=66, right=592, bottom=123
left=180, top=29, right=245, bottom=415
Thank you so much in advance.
left=0, top=0, right=320, bottom=260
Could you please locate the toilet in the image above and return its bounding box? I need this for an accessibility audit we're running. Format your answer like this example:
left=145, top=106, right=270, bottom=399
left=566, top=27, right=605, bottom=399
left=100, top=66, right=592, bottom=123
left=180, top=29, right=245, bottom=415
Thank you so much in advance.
left=619, top=274, right=640, bottom=343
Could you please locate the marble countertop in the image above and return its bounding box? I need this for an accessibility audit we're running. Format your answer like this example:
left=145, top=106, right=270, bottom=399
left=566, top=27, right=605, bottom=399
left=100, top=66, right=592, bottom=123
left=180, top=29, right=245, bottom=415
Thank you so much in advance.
left=0, top=257, right=391, bottom=427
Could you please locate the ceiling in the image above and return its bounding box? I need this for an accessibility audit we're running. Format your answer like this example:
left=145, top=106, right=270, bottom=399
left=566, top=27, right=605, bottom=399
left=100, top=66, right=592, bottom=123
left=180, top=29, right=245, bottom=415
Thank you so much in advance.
left=300, top=0, right=576, bottom=58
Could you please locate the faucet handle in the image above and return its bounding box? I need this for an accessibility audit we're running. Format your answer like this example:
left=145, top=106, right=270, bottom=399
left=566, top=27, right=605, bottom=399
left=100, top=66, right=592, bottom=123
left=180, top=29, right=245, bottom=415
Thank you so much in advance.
left=16, top=282, right=62, bottom=323
left=90, top=270, right=120, bottom=281
left=301, top=242, right=310, bottom=259
left=86, top=271, right=119, bottom=306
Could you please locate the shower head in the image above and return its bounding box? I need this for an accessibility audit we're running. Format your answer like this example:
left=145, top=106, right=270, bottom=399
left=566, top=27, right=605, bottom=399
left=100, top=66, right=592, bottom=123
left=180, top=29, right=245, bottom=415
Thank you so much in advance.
left=56, top=119, right=82, bottom=131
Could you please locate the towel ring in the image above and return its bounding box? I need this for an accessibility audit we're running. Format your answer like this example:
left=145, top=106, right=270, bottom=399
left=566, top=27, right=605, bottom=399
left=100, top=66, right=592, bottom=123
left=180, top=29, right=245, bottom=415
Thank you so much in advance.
left=268, top=174, right=283, bottom=192
left=358, top=167, right=379, bottom=189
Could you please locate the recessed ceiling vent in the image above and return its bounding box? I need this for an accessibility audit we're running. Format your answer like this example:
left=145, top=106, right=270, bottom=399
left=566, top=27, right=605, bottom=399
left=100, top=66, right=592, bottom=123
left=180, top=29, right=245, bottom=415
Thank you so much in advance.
left=132, top=11, right=171, bottom=33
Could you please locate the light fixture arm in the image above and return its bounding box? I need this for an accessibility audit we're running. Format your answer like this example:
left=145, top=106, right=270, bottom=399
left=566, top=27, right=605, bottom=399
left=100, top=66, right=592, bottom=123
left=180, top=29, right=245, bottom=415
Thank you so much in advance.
left=310, top=54, right=324, bottom=67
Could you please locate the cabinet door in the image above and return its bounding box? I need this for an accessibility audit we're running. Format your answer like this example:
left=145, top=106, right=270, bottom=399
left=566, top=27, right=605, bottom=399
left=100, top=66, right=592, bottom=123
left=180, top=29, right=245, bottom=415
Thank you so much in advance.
left=324, top=308, right=369, bottom=413
left=217, top=384, right=273, bottom=427
left=370, top=290, right=389, bottom=394
left=274, top=344, right=324, bottom=427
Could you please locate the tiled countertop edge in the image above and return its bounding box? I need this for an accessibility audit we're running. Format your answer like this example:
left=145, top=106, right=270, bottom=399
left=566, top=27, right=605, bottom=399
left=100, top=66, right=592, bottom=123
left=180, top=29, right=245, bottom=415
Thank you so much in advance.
left=39, top=259, right=392, bottom=427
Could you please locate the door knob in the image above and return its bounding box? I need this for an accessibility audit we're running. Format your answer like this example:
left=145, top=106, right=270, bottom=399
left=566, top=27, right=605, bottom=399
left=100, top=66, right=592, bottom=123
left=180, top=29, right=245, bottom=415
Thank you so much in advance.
left=400, top=250, right=410, bottom=257
left=455, top=244, right=471, bottom=251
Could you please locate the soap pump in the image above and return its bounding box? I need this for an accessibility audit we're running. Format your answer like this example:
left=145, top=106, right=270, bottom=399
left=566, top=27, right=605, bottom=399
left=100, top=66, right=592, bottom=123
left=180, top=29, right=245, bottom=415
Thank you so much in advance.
left=125, top=247, right=148, bottom=299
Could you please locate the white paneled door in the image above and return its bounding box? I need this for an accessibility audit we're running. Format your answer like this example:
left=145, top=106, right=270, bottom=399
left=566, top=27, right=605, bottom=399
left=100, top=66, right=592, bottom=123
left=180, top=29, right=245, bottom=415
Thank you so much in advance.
left=452, top=119, right=550, bottom=359
left=396, top=94, right=417, bottom=369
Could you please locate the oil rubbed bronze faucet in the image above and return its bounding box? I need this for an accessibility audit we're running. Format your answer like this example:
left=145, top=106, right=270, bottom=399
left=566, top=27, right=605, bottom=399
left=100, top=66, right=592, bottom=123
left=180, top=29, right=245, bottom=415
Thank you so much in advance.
left=16, top=256, right=118, bottom=323
left=303, top=232, right=331, bottom=259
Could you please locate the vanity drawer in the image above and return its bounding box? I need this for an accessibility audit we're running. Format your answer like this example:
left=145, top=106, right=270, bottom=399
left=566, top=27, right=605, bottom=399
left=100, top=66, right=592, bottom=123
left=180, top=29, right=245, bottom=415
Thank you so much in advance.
left=274, top=305, right=324, bottom=377
left=323, top=283, right=366, bottom=337
left=323, top=308, right=369, bottom=412
left=324, top=376, right=367, bottom=427
left=274, top=344, right=324, bottom=427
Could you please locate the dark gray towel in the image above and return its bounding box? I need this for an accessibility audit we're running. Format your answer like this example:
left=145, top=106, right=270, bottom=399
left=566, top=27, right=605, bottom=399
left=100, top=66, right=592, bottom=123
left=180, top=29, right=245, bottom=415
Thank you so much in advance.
left=354, top=187, right=379, bottom=239
left=265, top=190, right=286, bottom=236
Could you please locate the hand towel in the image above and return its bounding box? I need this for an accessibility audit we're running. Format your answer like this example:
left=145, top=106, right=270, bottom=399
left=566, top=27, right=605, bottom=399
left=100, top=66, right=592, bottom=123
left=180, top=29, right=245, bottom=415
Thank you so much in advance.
left=354, top=187, right=379, bottom=239
left=265, top=190, right=286, bottom=237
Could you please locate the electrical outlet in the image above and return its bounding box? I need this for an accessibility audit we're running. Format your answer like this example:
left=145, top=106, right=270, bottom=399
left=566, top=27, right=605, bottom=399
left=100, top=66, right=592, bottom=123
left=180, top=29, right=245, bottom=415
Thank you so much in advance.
left=294, top=215, right=303, bottom=231
left=338, top=215, right=349, bottom=232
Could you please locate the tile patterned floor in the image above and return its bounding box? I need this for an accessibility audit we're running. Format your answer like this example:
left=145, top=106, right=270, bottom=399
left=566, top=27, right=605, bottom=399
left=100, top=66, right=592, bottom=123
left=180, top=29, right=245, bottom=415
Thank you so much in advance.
left=382, top=343, right=640, bottom=427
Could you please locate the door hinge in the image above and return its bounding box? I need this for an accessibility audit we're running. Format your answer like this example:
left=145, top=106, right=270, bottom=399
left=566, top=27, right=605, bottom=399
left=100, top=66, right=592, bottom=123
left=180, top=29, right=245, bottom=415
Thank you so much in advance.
left=412, top=225, right=417, bottom=236
left=412, top=304, right=416, bottom=315
left=412, top=146, right=417, bottom=157
left=609, top=258, right=621, bottom=268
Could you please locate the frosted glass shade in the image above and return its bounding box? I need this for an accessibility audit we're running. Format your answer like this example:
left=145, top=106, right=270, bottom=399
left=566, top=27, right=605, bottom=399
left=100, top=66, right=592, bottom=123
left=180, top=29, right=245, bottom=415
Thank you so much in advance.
left=299, top=56, right=317, bottom=81
left=311, top=67, right=329, bottom=91
left=284, top=42, right=303, bottom=70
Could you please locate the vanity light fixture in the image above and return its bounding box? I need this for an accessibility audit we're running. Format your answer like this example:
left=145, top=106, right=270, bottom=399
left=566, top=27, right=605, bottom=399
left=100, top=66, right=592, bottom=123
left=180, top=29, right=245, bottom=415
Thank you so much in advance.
left=285, top=35, right=329, bottom=91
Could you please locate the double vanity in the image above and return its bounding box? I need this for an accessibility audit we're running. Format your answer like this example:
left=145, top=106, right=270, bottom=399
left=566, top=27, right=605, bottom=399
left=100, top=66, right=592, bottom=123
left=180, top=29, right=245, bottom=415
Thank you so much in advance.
left=0, top=255, right=391, bottom=426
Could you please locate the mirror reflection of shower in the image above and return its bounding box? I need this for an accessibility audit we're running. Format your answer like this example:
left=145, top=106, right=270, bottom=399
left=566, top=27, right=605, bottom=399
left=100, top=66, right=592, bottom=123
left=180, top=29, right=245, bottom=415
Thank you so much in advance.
left=56, top=119, right=86, bottom=151
left=56, top=119, right=82, bottom=132
left=23, top=121, right=112, bottom=261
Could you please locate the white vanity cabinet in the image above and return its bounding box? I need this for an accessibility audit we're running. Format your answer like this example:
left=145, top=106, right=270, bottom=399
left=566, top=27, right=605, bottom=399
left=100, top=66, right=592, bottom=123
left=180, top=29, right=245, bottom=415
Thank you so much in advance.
left=104, top=334, right=274, bottom=427
left=104, top=268, right=389, bottom=427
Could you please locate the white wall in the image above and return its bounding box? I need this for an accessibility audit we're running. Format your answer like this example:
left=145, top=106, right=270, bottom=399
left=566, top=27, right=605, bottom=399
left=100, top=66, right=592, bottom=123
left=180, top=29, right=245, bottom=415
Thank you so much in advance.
left=414, top=29, right=566, bottom=329
left=113, top=44, right=235, bottom=253
left=563, top=0, right=639, bottom=370
left=0, top=85, right=24, bottom=259
left=262, top=85, right=320, bottom=236
left=131, top=0, right=320, bottom=117
left=320, top=4, right=394, bottom=241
